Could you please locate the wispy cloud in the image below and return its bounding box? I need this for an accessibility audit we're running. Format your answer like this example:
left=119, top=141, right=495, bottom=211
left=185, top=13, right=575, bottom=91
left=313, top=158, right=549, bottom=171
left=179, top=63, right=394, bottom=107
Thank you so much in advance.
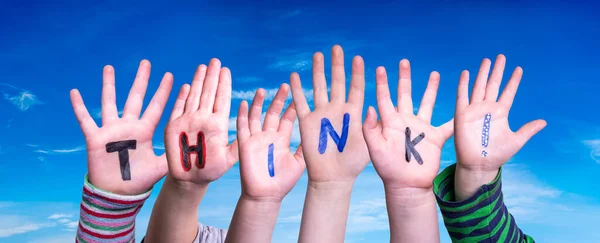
left=582, top=139, right=600, bottom=163
left=47, top=214, right=71, bottom=220
left=232, top=87, right=313, bottom=101
left=268, top=51, right=313, bottom=72
left=0, top=223, right=54, bottom=238
left=92, top=108, right=124, bottom=119
left=34, top=145, right=86, bottom=154
left=0, top=83, right=43, bottom=111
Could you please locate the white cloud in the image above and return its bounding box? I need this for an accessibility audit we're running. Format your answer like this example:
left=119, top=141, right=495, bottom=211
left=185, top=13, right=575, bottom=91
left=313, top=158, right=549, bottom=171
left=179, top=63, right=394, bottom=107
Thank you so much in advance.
left=232, top=87, right=313, bottom=102
left=92, top=108, right=124, bottom=119
left=47, top=214, right=71, bottom=220
left=0, top=83, right=42, bottom=111
left=268, top=51, right=313, bottom=72
left=34, top=145, right=86, bottom=154
left=0, top=223, right=54, bottom=238
left=582, top=139, right=600, bottom=163
left=28, top=234, right=75, bottom=243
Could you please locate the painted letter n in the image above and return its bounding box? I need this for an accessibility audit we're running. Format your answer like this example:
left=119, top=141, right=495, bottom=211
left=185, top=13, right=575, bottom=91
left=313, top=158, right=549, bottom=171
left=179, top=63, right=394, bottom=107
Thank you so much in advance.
left=318, top=113, right=350, bottom=154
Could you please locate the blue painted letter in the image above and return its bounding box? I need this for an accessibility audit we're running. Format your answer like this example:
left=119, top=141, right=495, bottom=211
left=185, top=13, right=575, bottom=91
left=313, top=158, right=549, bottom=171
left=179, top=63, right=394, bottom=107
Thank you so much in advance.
left=318, top=113, right=350, bottom=154
left=268, top=143, right=275, bottom=177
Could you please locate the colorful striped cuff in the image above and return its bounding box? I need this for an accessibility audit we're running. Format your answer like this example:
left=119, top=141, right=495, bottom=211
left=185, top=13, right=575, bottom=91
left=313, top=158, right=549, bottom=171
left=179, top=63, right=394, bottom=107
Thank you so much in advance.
left=433, top=164, right=535, bottom=243
left=76, top=175, right=152, bottom=243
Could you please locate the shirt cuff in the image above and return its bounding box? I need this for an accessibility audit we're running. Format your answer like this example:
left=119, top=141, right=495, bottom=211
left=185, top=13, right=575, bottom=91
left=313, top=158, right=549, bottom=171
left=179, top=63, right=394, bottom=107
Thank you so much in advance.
left=433, top=164, right=533, bottom=242
left=76, top=174, right=151, bottom=243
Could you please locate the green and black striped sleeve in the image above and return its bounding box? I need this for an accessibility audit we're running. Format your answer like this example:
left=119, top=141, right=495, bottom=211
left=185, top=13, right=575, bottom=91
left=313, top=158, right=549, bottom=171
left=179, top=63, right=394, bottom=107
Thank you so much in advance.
left=433, top=164, right=535, bottom=243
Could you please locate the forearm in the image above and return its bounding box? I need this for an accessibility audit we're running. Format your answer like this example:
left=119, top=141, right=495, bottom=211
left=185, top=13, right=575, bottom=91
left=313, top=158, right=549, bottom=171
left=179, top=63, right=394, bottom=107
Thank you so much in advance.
left=76, top=175, right=150, bottom=243
left=454, top=164, right=498, bottom=201
left=145, top=174, right=207, bottom=243
left=384, top=187, right=440, bottom=243
left=225, top=197, right=281, bottom=243
left=298, top=181, right=354, bottom=243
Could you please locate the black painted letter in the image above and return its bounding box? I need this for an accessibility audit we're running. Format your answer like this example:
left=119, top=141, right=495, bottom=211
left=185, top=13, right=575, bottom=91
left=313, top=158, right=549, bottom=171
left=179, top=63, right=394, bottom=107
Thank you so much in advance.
left=106, top=140, right=137, bottom=181
left=405, top=127, right=425, bottom=165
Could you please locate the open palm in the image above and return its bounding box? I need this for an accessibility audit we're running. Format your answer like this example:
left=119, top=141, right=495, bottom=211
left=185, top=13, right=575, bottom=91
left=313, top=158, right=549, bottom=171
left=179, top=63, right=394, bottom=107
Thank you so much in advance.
left=290, top=45, right=369, bottom=182
left=70, top=60, right=171, bottom=195
left=237, top=85, right=305, bottom=200
left=454, top=55, right=546, bottom=171
left=164, top=59, right=238, bottom=185
left=363, top=60, right=453, bottom=189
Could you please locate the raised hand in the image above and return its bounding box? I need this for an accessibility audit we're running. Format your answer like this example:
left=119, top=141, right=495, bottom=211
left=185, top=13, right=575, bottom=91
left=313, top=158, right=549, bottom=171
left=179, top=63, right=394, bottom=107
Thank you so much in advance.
left=293, top=45, right=368, bottom=243
left=362, top=60, right=452, bottom=243
left=236, top=84, right=305, bottom=201
left=226, top=84, right=305, bottom=243
left=454, top=55, right=546, bottom=200
left=290, top=45, right=369, bottom=183
left=363, top=60, right=453, bottom=189
left=146, top=59, right=237, bottom=243
left=70, top=60, right=172, bottom=195
left=164, top=58, right=238, bottom=186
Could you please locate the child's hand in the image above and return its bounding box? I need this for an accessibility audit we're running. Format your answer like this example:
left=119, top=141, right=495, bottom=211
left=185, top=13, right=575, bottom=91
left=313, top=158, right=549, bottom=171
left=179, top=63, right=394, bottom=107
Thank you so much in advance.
left=454, top=55, right=546, bottom=172
left=290, top=45, right=369, bottom=183
left=237, top=84, right=305, bottom=201
left=363, top=61, right=453, bottom=189
left=453, top=55, right=546, bottom=200
left=164, top=59, right=238, bottom=187
left=70, top=60, right=172, bottom=195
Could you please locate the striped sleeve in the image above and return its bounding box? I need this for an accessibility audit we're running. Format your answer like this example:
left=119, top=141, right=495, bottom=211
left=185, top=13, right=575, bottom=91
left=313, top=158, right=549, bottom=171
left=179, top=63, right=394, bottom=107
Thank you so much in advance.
left=433, top=164, right=535, bottom=243
left=76, top=175, right=151, bottom=243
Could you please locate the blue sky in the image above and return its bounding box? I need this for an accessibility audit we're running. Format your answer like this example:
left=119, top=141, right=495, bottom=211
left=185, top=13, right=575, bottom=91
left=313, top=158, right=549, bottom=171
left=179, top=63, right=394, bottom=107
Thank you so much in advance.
left=1, top=1, right=599, bottom=242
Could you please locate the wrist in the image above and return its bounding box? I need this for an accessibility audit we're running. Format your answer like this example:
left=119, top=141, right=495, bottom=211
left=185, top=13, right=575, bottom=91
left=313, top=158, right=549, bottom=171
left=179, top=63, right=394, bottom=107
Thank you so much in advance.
left=383, top=186, right=436, bottom=208
left=454, top=165, right=499, bottom=201
left=238, top=195, right=282, bottom=215
left=164, top=174, right=209, bottom=205
left=307, top=180, right=355, bottom=193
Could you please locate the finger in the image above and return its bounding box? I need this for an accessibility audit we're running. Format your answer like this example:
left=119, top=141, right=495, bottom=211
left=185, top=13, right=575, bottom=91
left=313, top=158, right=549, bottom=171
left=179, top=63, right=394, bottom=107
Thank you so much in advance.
left=312, top=52, right=329, bottom=107
left=122, top=60, right=151, bottom=119
left=199, top=58, right=222, bottom=112
left=290, top=72, right=310, bottom=119
left=330, top=45, right=346, bottom=103
left=470, top=58, right=491, bottom=103
left=184, top=64, right=207, bottom=113
left=249, top=88, right=265, bottom=135
left=498, top=67, right=523, bottom=110
left=347, top=56, right=365, bottom=107
left=398, top=59, right=413, bottom=114
left=169, top=84, right=191, bottom=121
left=70, top=89, right=98, bottom=135
left=263, top=83, right=289, bottom=132
left=141, top=72, right=174, bottom=127
left=515, top=119, right=547, bottom=148
left=484, top=54, right=506, bottom=101
left=455, top=70, right=470, bottom=114
left=236, top=100, right=251, bottom=143
left=101, top=65, right=118, bottom=124
left=213, top=67, right=232, bottom=116
left=438, top=118, right=454, bottom=141
left=417, top=71, right=440, bottom=123
left=375, top=67, right=395, bottom=124
left=293, top=144, right=305, bottom=166
left=227, top=139, right=239, bottom=168
left=278, top=102, right=297, bottom=137
left=362, top=106, right=385, bottom=145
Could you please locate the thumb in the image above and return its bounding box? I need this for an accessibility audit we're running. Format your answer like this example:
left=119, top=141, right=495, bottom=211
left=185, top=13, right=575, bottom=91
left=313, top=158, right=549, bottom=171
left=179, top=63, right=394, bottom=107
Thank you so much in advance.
left=515, top=119, right=547, bottom=147
left=362, top=106, right=384, bottom=146
left=294, top=144, right=306, bottom=169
